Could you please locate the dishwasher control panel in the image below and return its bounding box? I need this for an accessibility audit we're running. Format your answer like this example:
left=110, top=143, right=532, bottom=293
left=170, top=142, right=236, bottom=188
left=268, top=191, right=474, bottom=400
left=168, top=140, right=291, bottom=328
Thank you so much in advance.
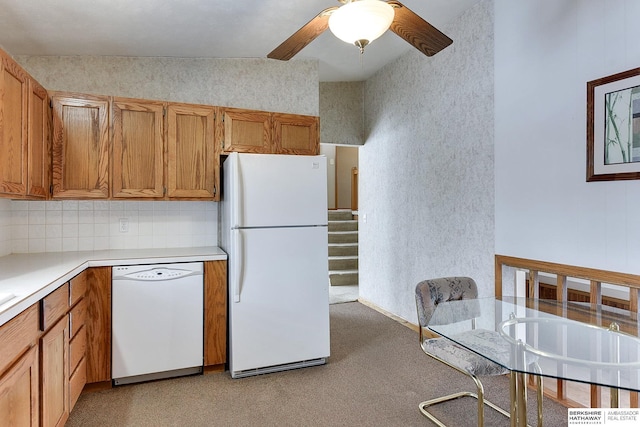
left=112, top=263, right=203, bottom=281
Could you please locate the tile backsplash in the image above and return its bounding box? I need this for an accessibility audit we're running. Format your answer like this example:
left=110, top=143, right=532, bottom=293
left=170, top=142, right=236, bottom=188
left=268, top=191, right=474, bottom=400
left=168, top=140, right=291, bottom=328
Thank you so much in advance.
left=0, top=199, right=11, bottom=256
left=9, top=200, right=218, bottom=254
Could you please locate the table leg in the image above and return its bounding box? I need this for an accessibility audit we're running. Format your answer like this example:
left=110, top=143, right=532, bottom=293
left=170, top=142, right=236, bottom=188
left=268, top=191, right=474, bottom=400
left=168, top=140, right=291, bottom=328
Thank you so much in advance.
left=517, top=371, right=528, bottom=427
left=510, top=372, right=517, bottom=427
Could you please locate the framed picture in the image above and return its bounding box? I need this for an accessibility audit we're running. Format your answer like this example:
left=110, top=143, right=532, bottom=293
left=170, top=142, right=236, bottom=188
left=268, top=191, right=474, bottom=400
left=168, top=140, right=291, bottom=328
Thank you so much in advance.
left=587, top=67, right=640, bottom=181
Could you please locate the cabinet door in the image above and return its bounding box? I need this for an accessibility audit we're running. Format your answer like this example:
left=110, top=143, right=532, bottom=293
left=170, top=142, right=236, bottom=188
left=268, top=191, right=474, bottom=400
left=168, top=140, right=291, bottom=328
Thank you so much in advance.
left=112, top=98, right=165, bottom=198
left=27, top=79, right=51, bottom=198
left=40, top=315, right=69, bottom=427
left=166, top=103, right=217, bottom=199
left=0, top=346, right=39, bottom=427
left=0, top=51, right=28, bottom=196
left=84, top=267, right=111, bottom=384
left=221, top=108, right=271, bottom=154
left=204, top=260, right=227, bottom=370
left=272, top=113, right=319, bottom=155
left=51, top=94, right=109, bottom=199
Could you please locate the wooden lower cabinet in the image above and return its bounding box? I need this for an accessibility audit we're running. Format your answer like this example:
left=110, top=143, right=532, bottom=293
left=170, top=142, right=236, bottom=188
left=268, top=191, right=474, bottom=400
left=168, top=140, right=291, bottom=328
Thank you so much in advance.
left=0, top=303, right=39, bottom=427
left=204, top=260, right=227, bottom=371
left=40, top=315, right=69, bottom=427
left=0, top=345, right=39, bottom=427
left=83, top=267, right=111, bottom=384
left=0, top=260, right=227, bottom=424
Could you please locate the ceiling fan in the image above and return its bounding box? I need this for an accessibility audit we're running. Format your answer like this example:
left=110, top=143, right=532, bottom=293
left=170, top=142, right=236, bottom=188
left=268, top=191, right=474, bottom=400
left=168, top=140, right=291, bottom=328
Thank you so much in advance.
left=267, top=0, right=453, bottom=61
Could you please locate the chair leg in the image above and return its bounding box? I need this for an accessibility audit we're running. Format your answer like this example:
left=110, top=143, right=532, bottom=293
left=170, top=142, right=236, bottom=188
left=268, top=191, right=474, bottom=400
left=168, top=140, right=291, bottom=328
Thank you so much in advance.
left=418, top=371, right=511, bottom=427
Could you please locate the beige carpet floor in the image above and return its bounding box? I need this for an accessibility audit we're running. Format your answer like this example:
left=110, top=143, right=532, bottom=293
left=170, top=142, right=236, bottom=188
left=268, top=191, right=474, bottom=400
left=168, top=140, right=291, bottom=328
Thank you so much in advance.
left=67, top=302, right=569, bottom=426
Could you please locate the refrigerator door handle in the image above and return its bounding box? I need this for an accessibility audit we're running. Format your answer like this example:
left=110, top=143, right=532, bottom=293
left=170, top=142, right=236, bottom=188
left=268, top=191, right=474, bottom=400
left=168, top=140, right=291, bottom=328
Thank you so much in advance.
left=234, top=154, right=243, bottom=228
left=233, top=229, right=243, bottom=303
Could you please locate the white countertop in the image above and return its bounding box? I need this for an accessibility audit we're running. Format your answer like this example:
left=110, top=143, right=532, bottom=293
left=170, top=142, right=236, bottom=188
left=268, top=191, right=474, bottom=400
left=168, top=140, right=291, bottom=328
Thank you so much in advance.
left=0, top=247, right=227, bottom=327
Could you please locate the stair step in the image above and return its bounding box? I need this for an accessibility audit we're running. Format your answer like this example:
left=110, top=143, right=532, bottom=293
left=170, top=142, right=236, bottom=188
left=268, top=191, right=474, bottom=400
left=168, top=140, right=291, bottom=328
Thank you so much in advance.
left=329, top=256, right=358, bottom=271
left=328, top=243, right=358, bottom=257
left=328, top=220, right=358, bottom=232
left=328, top=231, right=358, bottom=244
left=329, top=270, right=359, bottom=286
left=328, top=210, right=354, bottom=221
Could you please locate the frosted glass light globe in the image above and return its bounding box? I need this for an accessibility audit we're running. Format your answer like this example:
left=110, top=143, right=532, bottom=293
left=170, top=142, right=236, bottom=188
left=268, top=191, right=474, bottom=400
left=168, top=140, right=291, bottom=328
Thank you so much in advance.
left=328, top=0, right=395, bottom=49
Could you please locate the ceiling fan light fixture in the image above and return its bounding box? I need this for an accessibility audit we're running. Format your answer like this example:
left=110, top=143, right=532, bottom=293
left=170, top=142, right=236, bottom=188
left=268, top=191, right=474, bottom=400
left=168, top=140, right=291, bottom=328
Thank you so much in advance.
left=328, top=0, right=395, bottom=49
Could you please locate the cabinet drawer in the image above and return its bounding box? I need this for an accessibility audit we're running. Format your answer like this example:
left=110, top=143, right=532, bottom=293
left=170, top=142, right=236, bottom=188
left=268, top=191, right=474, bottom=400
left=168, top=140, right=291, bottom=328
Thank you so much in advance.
left=0, top=304, right=39, bottom=373
left=69, top=325, right=86, bottom=374
left=69, top=298, right=86, bottom=338
left=41, top=283, right=69, bottom=331
left=70, top=273, right=87, bottom=307
left=69, top=357, right=86, bottom=411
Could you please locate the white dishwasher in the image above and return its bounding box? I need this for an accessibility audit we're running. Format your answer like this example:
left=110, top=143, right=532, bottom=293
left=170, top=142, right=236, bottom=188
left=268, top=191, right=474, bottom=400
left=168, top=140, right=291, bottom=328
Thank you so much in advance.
left=112, top=262, right=204, bottom=385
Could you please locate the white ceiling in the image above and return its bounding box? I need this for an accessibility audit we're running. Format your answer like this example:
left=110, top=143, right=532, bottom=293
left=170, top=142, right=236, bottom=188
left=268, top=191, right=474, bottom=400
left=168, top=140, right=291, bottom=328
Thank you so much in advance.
left=0, top=0, right=477, bottom=82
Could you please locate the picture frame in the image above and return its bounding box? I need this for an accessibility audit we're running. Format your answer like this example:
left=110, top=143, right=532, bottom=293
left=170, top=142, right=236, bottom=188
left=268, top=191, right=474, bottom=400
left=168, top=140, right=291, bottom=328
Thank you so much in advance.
left=587, top=67, right=640, bottom=181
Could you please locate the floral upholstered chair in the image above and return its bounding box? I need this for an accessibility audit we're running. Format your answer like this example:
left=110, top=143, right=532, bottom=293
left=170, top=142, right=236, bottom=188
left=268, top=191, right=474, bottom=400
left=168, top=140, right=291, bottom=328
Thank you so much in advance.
left=415, top=277, right=542, bottom=427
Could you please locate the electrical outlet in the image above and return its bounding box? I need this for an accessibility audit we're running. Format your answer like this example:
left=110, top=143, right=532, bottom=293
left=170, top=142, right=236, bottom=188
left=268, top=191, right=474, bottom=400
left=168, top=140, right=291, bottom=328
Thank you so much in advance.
left=119, top=218, right=129, bottom=233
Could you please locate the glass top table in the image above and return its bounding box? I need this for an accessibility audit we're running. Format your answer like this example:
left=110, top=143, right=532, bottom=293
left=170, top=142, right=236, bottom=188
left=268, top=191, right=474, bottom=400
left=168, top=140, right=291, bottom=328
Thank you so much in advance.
left=427, top=297, right=640, bottom=426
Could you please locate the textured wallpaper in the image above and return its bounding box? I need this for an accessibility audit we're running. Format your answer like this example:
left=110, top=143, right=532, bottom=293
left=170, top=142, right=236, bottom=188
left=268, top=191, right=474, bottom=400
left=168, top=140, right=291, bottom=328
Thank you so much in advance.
left=359, top=1, right=495, bottom=322
left=15, top=56, right=319, bottom=116
left=319, top=81, right=364, bottom=145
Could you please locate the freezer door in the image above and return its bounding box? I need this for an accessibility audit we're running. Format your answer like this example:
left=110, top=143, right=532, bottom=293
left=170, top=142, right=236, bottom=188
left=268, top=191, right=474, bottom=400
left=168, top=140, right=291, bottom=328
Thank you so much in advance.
left=229, top=226, right=330, bottom=374
left=232, top=153, right=328, bottom=228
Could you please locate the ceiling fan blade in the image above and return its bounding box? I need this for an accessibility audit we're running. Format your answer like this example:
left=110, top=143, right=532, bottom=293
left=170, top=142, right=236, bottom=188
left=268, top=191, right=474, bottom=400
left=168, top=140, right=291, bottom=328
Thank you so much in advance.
left=387, top=1, right=453, bottom=57
left=268, top=7, right=338, bottom=61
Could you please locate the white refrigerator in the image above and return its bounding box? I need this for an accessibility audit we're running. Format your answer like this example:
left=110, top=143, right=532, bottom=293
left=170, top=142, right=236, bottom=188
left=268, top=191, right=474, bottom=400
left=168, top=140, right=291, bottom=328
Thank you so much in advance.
left=221, top=152, right=330, bottom=378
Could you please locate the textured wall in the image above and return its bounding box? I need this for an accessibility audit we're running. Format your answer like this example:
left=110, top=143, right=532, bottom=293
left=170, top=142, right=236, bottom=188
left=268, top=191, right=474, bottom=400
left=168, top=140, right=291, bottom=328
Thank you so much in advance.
left=15, top=56, right=319, bottom=116
left=495, top=0, right=640, bottom=274
left=359, top=2, right=494, bottom=322
left=319, top=81, right=364, bottom=145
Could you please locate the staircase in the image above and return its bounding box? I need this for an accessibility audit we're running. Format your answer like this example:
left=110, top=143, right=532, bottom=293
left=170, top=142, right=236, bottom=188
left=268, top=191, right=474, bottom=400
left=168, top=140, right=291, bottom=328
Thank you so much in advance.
left=328, top=210, right=358, bottom=286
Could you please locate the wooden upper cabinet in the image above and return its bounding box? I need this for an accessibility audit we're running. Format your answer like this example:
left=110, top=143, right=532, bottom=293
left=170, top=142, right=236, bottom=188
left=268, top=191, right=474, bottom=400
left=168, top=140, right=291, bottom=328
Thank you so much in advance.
left=112, top=98, right=165, bottom=198
left=220, top=108, right=319, bottom=156
left=221, top=107, right=271, bottom=154
left=272, top=113, right=319, bottom=155
left=166, top=103, right=217, bottom=199
left=0, top=51, right=28, bottom=196
left=51, top=93, right=109, bottom=199
left=27, top=79, right=51, bottom=198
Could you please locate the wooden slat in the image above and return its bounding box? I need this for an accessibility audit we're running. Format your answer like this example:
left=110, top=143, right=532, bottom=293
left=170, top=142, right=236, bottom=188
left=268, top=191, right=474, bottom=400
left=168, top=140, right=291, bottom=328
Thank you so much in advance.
left=556, top=275, right=567, bottom=302
left=590, top=280, right=602, bottom=307
left=528, top=270, right=539, bottom=300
